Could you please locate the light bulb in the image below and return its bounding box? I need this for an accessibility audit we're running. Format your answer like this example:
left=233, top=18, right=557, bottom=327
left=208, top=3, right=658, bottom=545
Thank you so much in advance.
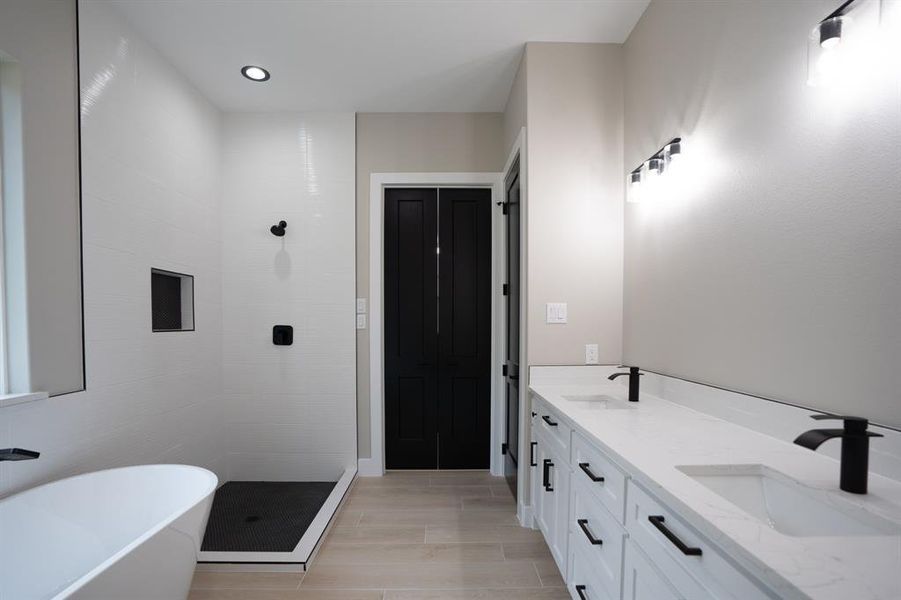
left=819, top=17, right=843, bottom=49
left=241, top=65, right=270, bottom=81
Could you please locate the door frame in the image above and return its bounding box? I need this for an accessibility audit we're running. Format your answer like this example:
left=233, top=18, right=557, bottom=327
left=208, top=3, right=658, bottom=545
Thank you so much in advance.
left=361, top=172, right=504, bottom=477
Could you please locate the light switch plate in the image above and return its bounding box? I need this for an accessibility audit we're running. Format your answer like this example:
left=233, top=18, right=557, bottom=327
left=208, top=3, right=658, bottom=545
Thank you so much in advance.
left=585, top=344, right=599, bottom=364
left=546, top=303, right=567, bottom=324
left=356, top=298, right=367, bottom=314
left=356, top=314, right=367, bottom=329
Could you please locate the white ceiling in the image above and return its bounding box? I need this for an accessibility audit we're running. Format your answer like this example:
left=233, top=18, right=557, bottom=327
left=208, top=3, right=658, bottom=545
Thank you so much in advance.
left=108, top=0, right=649, bottom=113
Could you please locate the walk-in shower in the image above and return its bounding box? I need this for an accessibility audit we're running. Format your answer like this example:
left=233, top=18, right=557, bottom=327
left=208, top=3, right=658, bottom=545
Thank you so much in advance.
left=78, top=0, right=358, bottom=571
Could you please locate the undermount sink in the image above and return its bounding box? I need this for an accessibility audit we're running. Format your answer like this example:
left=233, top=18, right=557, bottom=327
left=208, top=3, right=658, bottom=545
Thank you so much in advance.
left=562, top=394, right=636, bottom=409
left=677, top=464, right=901, bottom=537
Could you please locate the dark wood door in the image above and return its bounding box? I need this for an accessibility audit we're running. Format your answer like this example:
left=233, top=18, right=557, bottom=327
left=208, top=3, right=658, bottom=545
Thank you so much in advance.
left=503, top=158, right=521, bottom=497
left=384, top=188, right=439, bottom=469
left=384, top=187, right=492, bottom=469
left=437, top=188, right=492, bottom=469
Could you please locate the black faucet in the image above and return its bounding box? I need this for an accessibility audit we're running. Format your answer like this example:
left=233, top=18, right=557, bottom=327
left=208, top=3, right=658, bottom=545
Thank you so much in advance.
left=794, top=415, right=883, bottom=494
left=0, top=448, right=40, bottom=462
left=608, top=366, right=643, bottom=402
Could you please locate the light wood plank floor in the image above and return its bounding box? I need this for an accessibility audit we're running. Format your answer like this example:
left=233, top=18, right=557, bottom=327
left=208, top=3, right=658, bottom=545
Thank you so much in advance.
left=190, top=471, right=568, bottom=600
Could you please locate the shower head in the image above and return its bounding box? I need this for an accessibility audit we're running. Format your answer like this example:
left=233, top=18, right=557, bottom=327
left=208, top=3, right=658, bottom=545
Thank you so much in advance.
left=270, top=220, right=287, bottom=237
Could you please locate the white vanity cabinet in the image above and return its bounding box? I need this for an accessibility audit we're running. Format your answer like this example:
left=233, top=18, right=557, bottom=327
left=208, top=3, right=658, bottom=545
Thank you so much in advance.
left=622, top=538, right=682, bottom=600
left=531, top=397, right=572, bottom=574
left=528, top=391, right=776, bottom=600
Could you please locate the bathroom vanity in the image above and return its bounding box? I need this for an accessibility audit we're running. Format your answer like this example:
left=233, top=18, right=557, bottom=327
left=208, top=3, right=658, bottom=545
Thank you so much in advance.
left=528, top=367, right=901, bottom=600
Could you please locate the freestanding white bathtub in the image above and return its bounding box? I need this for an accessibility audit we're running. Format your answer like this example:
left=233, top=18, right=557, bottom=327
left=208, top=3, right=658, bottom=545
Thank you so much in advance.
left=0, top=464, right=217, bottom=600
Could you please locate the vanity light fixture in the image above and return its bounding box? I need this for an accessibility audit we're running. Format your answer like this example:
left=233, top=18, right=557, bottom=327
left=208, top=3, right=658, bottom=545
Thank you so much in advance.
left=241, top=65, right=270, bottom=82
left=807, top=0, right=882, bottom=87
left=627, top=137, right=681, bottom=203
left=816, top=0, right=855, bottom=49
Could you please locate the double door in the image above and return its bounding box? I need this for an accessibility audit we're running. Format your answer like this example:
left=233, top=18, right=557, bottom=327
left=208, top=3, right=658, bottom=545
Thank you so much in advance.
left=384, top=187, right=492, bottom=469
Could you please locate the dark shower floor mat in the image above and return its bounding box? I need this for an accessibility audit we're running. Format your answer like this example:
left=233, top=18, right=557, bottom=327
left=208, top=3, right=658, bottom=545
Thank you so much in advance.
left=201, top=481, right=336, bottom=552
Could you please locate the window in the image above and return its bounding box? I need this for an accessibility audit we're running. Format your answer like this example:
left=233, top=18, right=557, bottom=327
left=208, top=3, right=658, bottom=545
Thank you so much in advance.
left=151, top=268, right=194, bottom=332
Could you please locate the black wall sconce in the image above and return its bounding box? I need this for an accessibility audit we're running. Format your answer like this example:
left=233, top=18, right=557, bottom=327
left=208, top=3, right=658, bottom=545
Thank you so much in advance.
left=270, top=220, right=287, bottom=237
left=807, top=0, right=884, bottom=87
left=627, top=137, right=681, bottom=203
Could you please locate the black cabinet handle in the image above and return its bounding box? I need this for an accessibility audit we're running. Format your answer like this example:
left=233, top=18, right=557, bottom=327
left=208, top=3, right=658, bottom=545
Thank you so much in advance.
left=531, top=411, right=537, bottom=418
left=530, top=441, right=537, bottom=467
left=542, top=459, right=554, bottom=492
left=542, top=415, right=558, bottom=427
left=577, top=519, right=603, bottom=545
left=575, top=584, right=588, bottom=599
left=578, top=462, right=604, bottom=482
left=648, top=515, right=702, bottom=556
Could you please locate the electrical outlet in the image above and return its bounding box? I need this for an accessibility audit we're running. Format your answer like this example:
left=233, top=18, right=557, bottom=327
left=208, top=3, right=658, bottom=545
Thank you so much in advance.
left=585, top=344, right=599, bottom=364
left=356, top=314, right=367, bottom=329
left=356, top=298, right=367, bottom=314
left=546, top=303, right=567, bottom=324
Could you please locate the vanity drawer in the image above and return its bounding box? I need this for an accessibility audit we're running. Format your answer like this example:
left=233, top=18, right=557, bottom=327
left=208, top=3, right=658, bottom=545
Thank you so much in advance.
left=626, top=482, right=772, bottom=600
left=569, top=532, right=616, bottom=600
left=569, top=478, right=625, bottom=599
left=571, top=431, right=628, bottom=523
left=533, top=395, right=572, bottom=459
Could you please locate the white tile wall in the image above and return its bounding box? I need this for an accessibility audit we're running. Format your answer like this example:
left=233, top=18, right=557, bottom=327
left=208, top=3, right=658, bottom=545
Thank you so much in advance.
left=0, top=2, right=225, bottom=497
left=220, top=112, right=357, bottom=482
left=0, top=4, right=357, bottom=497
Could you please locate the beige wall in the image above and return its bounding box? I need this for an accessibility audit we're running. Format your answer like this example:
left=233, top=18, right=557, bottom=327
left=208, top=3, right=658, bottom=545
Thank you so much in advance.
left=622, top=1, right=901, bottom=426
left=524, top=43, right=625, bottom=366
left=355, top=113, right=504, bottom=458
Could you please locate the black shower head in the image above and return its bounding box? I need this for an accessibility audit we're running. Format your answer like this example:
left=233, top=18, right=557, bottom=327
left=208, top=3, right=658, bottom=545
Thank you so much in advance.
left=270, top=220, right=287, bottom=237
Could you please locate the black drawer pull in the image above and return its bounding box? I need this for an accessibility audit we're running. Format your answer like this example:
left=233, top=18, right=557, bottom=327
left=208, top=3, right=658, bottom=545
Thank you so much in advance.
left=575, top=584, right=588, bottom=599
left=542, top=459, right=554, bottom=492
left=648, top=515, right=702, bottom=556
left=578, top=462, right=604, bottom=482
left=577, top=518, right=603, bottom=545
left=531, top=411, right=537, bottom=418
left=542, top=415, right=558, bottom=427
left=530, top=441, right=537, bottom=467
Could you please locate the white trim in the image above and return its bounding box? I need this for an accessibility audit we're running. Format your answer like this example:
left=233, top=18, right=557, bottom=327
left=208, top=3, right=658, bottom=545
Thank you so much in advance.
left=368, top=172, right=504, bottom=477
left=0, top=390, right=48, bottom=408
left=196, top=466, right=356, bottom=565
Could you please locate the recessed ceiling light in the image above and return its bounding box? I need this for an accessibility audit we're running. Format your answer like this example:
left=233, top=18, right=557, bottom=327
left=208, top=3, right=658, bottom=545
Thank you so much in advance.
left=241, top=65, right=270, bottom=82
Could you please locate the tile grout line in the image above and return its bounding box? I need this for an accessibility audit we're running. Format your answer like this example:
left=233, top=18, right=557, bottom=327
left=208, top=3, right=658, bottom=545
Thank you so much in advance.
left=532, top=560, right=545, bottom=587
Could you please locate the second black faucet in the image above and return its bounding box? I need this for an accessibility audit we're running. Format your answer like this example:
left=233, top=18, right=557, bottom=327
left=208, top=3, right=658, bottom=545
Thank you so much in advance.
left=608, top=366, right=644, bottom=402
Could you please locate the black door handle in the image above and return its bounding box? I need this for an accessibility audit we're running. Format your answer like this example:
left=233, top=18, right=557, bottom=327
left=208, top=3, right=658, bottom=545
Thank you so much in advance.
left=648, top=515, right=702, bottom=556
left=575, top=584, right=588, bottom=599
left=530, top=441, right=537, bottom=467
left=577, top=519, right=603, bottom=545
left=542, top=459, right=554, bottom=492
left=578, top=462, right=604, bottom=482
left=542, top=415, right=558, bottom=427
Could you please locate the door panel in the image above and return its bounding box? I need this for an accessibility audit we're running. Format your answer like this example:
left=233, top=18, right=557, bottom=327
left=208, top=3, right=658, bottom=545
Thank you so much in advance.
left=385, top=188, right=439, bottom=469
left=438, top=188, right=492, bottom=469
left=504, top=158, right=521, bottom=496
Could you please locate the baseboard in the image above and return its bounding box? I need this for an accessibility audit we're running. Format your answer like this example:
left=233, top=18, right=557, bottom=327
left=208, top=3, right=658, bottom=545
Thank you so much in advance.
left=518, top=501, right=534, bottom=529
left=357, top=457, right=383, bottom=477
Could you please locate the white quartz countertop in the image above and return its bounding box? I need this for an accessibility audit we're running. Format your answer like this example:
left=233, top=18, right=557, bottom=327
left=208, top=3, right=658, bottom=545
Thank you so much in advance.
left=529, top=377, right=901, bottom=600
